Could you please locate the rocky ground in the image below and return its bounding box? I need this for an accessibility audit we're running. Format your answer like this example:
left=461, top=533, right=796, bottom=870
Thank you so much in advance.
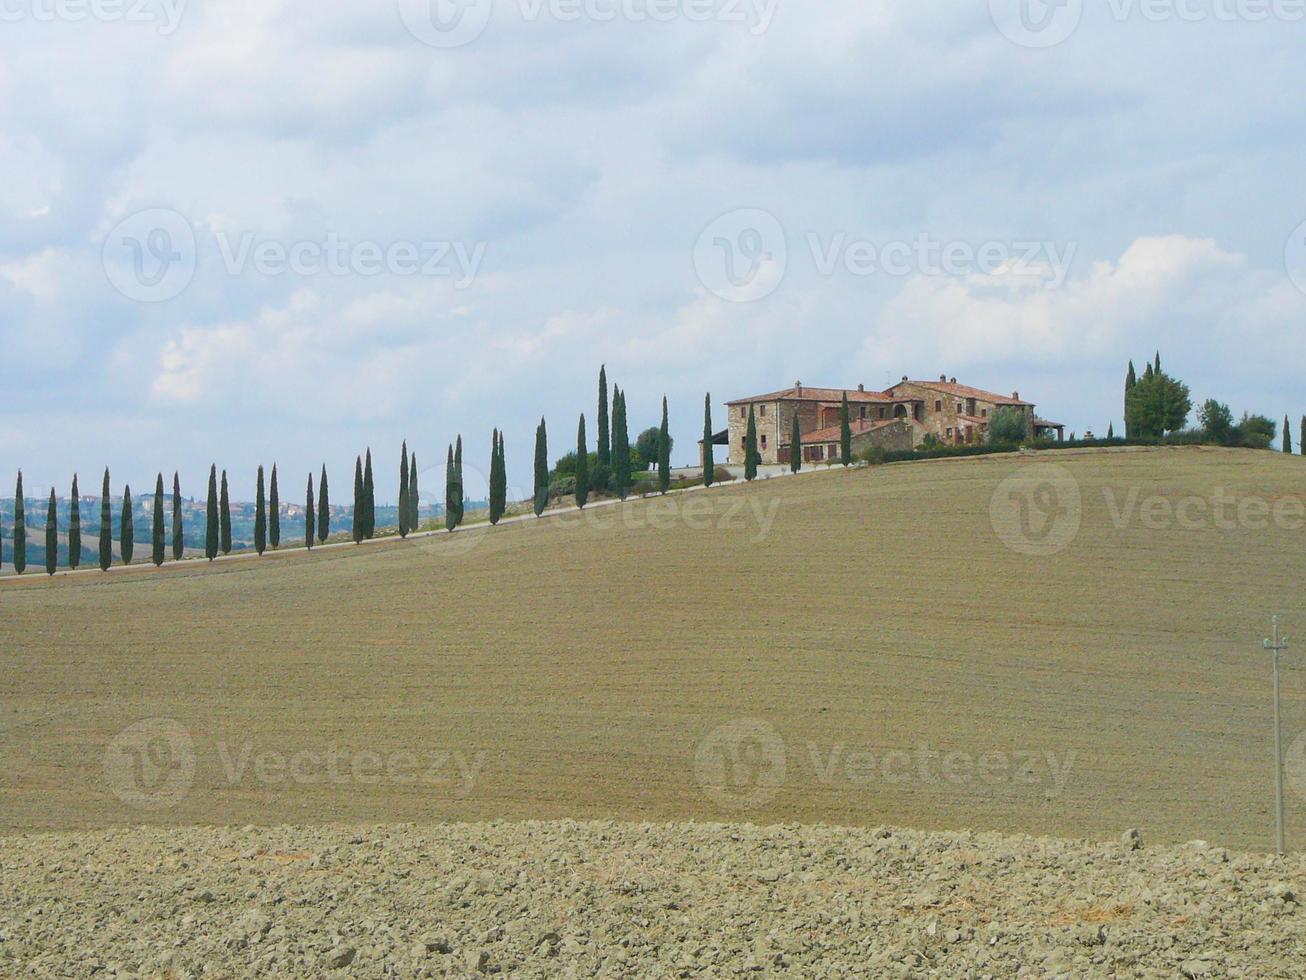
left=1, top=821, right=1303, bottom=978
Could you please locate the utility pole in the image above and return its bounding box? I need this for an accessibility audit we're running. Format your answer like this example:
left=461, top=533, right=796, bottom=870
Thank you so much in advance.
left=1264, top=615, right=1291, bottom=856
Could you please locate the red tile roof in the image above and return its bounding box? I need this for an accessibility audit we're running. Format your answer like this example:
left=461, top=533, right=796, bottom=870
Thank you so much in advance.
left=727, top=385, right=908, bottom=406
left=894, top=380, right=1032, bottom=406
left=789, top=418, right=906, bottom=445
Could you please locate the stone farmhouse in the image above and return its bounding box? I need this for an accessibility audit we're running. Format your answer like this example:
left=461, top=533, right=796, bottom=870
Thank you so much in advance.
left=721, top=376, right=1064, bottom=466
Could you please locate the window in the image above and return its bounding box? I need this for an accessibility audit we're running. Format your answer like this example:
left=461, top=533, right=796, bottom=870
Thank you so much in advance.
left=859, top=406, right=866, bottom=419
left=956, top=403, right=963, bottom=414
left=946, top=428, right=953, bottom=438
left=740, top=407, right=746, bottom=419
left=759, top=404, right=767, bottom=417
left=761, top=435, right=767, bottom=449
left=934, top=400, right=942, bottom=412
left=981, top=409, right=988, bottom=417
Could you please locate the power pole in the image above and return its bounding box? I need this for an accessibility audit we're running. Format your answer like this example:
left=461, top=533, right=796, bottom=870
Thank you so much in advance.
left=1263, top=615, right=1291, bottom=856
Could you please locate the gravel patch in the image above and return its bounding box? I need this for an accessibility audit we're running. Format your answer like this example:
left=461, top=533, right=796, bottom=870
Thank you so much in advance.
left=2, top=821, right=1303, bottom=977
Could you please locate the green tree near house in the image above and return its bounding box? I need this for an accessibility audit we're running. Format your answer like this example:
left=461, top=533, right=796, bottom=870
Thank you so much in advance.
left=100, top=468, right=113, bottom=571
left=840, top=392, right=852, bottom=466
left=409, top=452, right=420, bottom=532
left=744, top=404, right=759, bottom=482
left=363, top=450, right=375, bottom=538
left=268, top=466, right=279, bottom=550
left=152, top=473, right=166, bottom=566
left=399, top=441, right=410, bottom=538
left=534, top=418, right=549, bottom=516
left=205, top=464, right=219, bottom=561
left=1125, top=362, right=1191, bottom=438
left=702, top=393, right=714, bottom=487
left=68, top=475, right=81, bottom=570
left=353, top=456, right=364, bottom=543
left=576, top=415, right=590, bottom=509
left=989, top=406, right=1028, bottom=445
left=254, top=465, right=267, bottom=555
left=219, top=470, right=232, bottom=555
left=612, top=388, right=631, bottom=499
left=172, top=472, right=184, bottom=560
left=1284, top=416, right=1293, bottom=454
left=12, top=471, right=25, bottom=574
left=305, top=474, right=315, bottom=550
left=658, top=396, right=671, bottom=495
left=790, top=412, right=802, bottom=473
left=1198, top=399, right=1234, bottom=445
left=121, top=485, right=134, bottom=565
left=45, top=489, right=57, bottom=576
left=597, top=365, right=610, bottom=469
left=317, top=465, right=330, bottom=544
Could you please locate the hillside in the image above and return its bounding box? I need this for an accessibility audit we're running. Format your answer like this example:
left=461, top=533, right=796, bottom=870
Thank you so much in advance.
left=2, top=447, right=1304, bottom=849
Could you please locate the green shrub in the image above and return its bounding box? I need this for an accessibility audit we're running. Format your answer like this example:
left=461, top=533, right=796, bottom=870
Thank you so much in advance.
left=856, top=446, right=888, bottom=466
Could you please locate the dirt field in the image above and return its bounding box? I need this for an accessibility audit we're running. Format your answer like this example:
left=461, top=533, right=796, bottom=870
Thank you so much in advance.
left=3, top=446, right=1304, bottom=850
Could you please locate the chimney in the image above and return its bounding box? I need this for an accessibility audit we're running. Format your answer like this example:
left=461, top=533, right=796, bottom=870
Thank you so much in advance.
left=795, top=381, right=802, bottom=395
left=857, top=383, right=865, bottom=392
left=939, top=373, right=947, bottom=382
left=901, top=375, right=908, bottom=382
left=950, top=377, right=957, bottom=384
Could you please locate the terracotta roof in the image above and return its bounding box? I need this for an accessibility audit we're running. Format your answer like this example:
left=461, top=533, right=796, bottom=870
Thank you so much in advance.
left=1033, top=417, right=1064, bottom=428
left=958, top=415, right=988, bottom=425
left=790, top=418, right=905, bottom=445
left=727, top=385, right=902, bottom=406
left=895, top=380, right=1033, bottom=406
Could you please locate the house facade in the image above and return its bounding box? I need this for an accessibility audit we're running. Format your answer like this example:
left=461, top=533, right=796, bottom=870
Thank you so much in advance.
left=724, top=376, right=1056, bottom=466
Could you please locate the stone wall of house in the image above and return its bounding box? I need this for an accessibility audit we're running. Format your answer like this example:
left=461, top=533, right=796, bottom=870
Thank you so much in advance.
left=886, top=381, right=1035, bottom=444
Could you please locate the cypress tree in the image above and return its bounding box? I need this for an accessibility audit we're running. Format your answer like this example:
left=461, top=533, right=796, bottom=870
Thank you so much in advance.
left=597, top=364, right=611, bottom=468
left=1143, top=361, right=1154, bottom=383
left=840, top=392, right=852, bottom=466
left=172, top=472, right=183, bottom=560
left=744, top=404, right=759, bottom=482
left=702, top=393, right=714, bottom=487
left=45, top=489, right=57, bottom=576
left=498, top=431, right=508, bottom=520
left=363, top=449, right=375, bottom=538
left=790, top=412, right=802, bottom=473
left=205, top=464, right=218, bottom=561
left=612, top=387, right=630, bottom=499
left=1107, top=422, right=1115, bottom=440
left=454, top=437, right=464, bottom=527
left=317, top=465, right=330, bottom=543
left=13, top=471, right=25, bottom=574
left=534, top=418, right=549, bottom=516
left=399, top=441, right=410, bottom=537
left=352, top=457, right=364, bottom=543
left=152, top=473, right=165, bottom=566
left=100, top=468, right=112, bottom=571
left=576, top=415, right=589, bottom=509
left=445, top=444, right=457, bottom=531
left=489, top=430, right=504, bottom=525
left=305, top=474, right=315, bottom=549
left=120, top=485, right=134, bottom=565
left=1125, top=361, right=1136, bottom=438
left=219, top=470, right=231, bottom=555
left=1154, top=351, right=1161, bottom=376
left=254, top=465, right=267, bottom=555
left=68, top=475, right=81, bottom=570
left=658, top=396, right=671, bottom=495
left=1300, top=416, right=1305, bottom=457
left=268, top=465, right=280, bottom=549
left=409, top=453, right=420, bottom=532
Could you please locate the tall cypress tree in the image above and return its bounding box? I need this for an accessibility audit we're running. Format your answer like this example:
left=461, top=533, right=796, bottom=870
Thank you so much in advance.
left=612, top=388, right=630, bottom=499
left=533, top=419, right=549, bottom=516
left=445, top=444, right=457, bottom=531
left=254, top=465, right=267, bottom=555
left=100, top=468, right=113, bottom=571
left=790, top=412, right=802, bottom=473
left=658, top=396, right=671, bottom=495
left=744, top=404, right=759, bottom=482
left=172, top=472, right=183, bottom=560
left=1154, top=351, right=1161, bottom=376
left=702, top=393, right=714, bottom=487
left=152, top=474, right=166, bottom=566
left=454, top=436, right=464, bottom=527
left=44, top=489, right=57, bottom=576
left=219, top=470, right=231, bottom=555
left=840, top=392, right=852, bottom=466
left=597, top=365, right=611, bottom=468
left=305, top=474, right=315, bottom=549
left=363, top=449, right=375, bottom=538
left=205, top=464, right=219, bottom=561
left=317, top=465, right=330, bottom=544
left=1300, top=416, right=1305, bottom=457
left=268, top=465, right=280, bottom=549
left=576, top=415, right=589, bottom=509
left=1125, top=361, right=1136, bottom=438
left=1284, top=416, right=1293, bottom=454
left=13, top=471, right=25, bottom=574
left=409, top=453, right=420, bottom=531
left=399, top=441, right=410, bottom=538
left=489, top=430, right=504, bottom=525
left=352, top=457, right=363, bottom=543
left=120, top=485, right=134, bottom=565
left=68, top=475, right=81, bottom=570
left=1107, top=422, right=1115, bottom=440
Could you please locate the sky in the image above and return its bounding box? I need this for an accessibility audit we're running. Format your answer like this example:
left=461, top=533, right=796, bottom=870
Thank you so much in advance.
left=2, top=0, right=1304, bottom=503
